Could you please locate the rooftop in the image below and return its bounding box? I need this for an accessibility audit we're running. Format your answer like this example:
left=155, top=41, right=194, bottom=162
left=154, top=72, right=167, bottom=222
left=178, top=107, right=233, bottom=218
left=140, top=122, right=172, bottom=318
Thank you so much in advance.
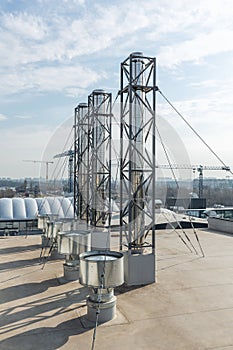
left=0, top=227, right=233, bottom=350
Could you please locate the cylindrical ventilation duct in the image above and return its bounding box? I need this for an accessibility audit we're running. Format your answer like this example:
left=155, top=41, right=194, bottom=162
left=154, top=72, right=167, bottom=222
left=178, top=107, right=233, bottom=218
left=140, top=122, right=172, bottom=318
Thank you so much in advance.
left=74, top=103, right=89, bottom=221
left=131, top=52, right=145, bottom=246
left=38, top=214, right=48, bottom=230
left=88, top=89, right=112, bottom=227
left=79, top=250, right=124, bottom=322
left=57, top=229, right=91, bottom=281
left=58, top=230, right=91, bottom=256
left=119, top=51, right=157, bottom=285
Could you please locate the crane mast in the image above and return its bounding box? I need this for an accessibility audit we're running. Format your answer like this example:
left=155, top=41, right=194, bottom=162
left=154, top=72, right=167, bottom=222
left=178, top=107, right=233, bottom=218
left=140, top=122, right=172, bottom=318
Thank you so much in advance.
left=22, top=160, right=53, bottom=192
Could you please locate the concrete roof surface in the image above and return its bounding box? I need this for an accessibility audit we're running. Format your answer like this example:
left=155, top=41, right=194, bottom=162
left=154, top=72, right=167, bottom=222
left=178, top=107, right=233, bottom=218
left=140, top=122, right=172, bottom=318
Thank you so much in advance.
left=0, top=227, right=233, bottom=350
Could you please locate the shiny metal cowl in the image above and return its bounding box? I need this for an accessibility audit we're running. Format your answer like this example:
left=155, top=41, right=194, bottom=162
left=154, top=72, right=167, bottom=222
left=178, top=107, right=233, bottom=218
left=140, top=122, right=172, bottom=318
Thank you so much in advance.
left=79, top=250, right=124, bottom=288
left=58, top=230, right=91, bottom=255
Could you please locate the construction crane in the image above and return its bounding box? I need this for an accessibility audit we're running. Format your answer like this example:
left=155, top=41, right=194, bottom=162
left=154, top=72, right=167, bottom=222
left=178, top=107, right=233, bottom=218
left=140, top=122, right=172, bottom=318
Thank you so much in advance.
left=54, top=150, right=74, bottom=193
left=23, top=160, right=54, bottom=191
left=23, top=160, right=53, bottom=182
left=157, top=164, right=230, bottom=198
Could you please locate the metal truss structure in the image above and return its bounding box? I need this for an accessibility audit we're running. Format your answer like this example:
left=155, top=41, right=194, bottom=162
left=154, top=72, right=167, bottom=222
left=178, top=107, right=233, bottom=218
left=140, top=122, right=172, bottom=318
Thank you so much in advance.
left=88, top=90, right=112, bottom=227
left=119, top=52, right=157, bottom=253
left=74, top=103, right=89, bottom=220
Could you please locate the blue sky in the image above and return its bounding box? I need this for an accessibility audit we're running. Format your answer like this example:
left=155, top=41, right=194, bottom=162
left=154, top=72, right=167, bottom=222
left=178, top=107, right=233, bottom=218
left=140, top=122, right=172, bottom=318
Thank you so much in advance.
left=0, top=0, right=233, bottom=180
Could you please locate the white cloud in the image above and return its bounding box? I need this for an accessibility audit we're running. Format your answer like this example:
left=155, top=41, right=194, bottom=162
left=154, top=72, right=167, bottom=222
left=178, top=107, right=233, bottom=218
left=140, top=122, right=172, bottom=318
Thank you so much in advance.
left=158, top=85, right=233, bottom=130
left=2, top=12, right=47, bottom=40
left=15, top=115, right=32, bottom=119
left=1, top=0, right=233, bottom=178
left=0, top=64, right=103, bottom=96
left=1, top=0, right=233, bottom=68
left=189, top=80, right=217, bottom=88
left=158, top=29, right=233, bottom=68
left=29, top=65, right=102, bottom=91
left=36, top=0, right=86, bottom=10
left=0, top=0, right=232, bottom=95
left=0, top=113, right=7, bottom=121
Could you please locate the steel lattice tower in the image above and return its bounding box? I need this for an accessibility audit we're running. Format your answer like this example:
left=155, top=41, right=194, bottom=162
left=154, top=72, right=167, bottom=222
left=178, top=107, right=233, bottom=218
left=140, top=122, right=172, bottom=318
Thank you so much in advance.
left=119, top=52, right=157, bottom=284
left=74, top=103, right=89, bottom=220
left=88, top=89, right=112, bottom=227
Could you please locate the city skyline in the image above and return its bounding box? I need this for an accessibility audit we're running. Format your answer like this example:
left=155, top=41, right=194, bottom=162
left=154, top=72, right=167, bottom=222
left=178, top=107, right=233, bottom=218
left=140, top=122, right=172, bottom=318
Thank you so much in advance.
left=0, top=0, right=233, bottom=181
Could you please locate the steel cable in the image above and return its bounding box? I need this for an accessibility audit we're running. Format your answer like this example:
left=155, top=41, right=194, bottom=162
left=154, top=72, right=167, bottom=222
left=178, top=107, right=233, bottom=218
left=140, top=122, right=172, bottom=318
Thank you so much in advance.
left=158, top=89, right=233, bottom=175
